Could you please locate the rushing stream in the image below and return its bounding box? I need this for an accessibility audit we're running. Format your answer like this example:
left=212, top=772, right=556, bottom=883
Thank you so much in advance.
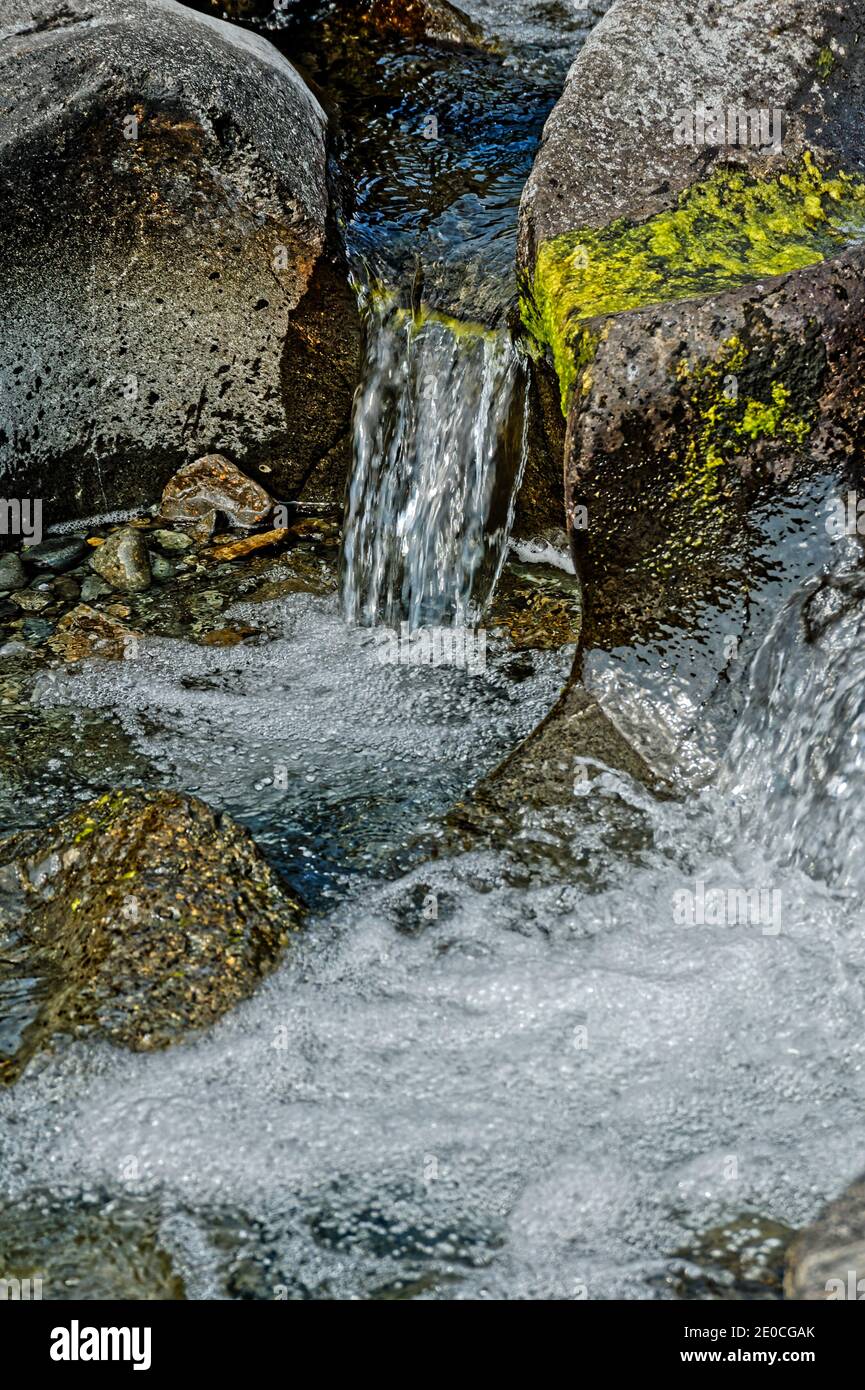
left=2, top=0, right=865, bottom=1303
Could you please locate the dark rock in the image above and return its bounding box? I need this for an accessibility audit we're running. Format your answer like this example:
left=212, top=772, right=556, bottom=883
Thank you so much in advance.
left=186, top=0, right=487, bottom=46
left=0, top=789, right=303, bottom=1083
left=0, top=553, right=26, bottom=591
left=0, top=0, right=361, bottom=517
left=518, top=0, right=865, bottom=642
left=21, top=617, right=53, bottom=643
left=89, top=529, right=152, bottom=593
left=785, top=1178, right=865, bottom=1300
left=21, top=536, right=90, bottom=574
left=52, top=575, right=81, bottom=604
left=160, top=454, right=273, bottom=529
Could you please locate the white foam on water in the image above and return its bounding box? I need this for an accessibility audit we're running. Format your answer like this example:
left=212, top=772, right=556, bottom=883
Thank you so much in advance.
left=4, top=565, right=865, bottom=1299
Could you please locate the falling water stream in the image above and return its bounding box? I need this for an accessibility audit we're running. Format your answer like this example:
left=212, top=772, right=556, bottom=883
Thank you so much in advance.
left=341, top=295, right=526, bottom=629
left=2, top=0, right=865, bottom=1303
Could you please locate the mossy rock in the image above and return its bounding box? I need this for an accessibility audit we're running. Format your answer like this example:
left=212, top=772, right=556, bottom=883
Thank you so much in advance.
left=517, top=0, right=865, bottom=646
left=0, top=790, right=302, bottom=1084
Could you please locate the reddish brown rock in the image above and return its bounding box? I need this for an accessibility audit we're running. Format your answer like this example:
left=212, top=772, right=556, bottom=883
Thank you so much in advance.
left=47, top=605, right=140, bottom=663
left=161, top=456, right=274, bottom=531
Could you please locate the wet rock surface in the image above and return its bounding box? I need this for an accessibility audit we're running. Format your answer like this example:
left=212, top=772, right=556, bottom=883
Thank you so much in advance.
left=0, top=1193, right=185, bottom=1301
left=0, top=0, right=360, bottom=515
left=785, top=1178, right=865, bottom=1300
left=518, top=0, right=865, bottom=639
left=0, top=789, right=303, bottom=1084
left=160, top=454, right=274, bottom=529
left=89, top=528, right=153, bottom=594
left=186, top=0, right=486, bottom=46
left=0, top=554, right=25, bottom=593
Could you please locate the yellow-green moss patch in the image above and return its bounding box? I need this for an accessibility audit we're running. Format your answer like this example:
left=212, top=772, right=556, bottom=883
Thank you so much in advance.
left=521, top=153, right=865, bottom=413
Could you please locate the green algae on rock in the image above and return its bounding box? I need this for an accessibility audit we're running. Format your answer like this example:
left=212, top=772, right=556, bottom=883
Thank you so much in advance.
left=521, top=155, right=865, bottom=414
left=0, top=790, right=302, bottom=1084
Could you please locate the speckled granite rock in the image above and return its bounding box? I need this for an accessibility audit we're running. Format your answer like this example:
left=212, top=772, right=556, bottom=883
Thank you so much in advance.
left=0, top=0, right=360, bottom=518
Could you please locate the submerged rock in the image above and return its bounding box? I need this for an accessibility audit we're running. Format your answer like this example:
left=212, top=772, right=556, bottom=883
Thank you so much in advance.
left=0, top=553, right=26, bottom=592
left=518, top=0, right=865, bottom=642
left=210, top=527, right=291, bottom=561
left=89, top=528, right=152, bottom=594
left=0, top=790, right=303, bottom=1083
left=21, top=537, right=90, bottom=575
left=0, top=0, right=360, bottom=517
left=47, top=605, right=140, bottom=663
left=785, top=1177, right=865, bottom=1300
left=160, top=455, right=273, bottom=530
left=347, top=0, right=486, bottom=47
left=0, top=1193, right=185, bottom=1301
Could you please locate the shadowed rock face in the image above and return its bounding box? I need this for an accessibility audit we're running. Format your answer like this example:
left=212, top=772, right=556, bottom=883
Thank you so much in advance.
left=0, top=789, right=303, bottom=1083
left=785, top=1178, right=865, bottom=1299
left=183, top=0, right=486, bottom=46
left=0, top=0, right=360, bottom=522
left=517, top=0, right=865, bottom=643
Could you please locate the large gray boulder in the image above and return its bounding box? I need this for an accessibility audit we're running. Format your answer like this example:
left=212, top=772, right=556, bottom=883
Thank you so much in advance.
left=0, top=0, right=360, bottom=522
left=518, top=0, right=865, bottom=644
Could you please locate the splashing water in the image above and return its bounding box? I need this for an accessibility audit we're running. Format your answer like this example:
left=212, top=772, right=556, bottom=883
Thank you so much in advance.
left=341, top=296, right=527, bottom=629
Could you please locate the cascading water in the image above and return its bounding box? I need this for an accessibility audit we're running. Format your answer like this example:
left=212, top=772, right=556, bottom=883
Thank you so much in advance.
left=340, top=293, right=527, bottom=630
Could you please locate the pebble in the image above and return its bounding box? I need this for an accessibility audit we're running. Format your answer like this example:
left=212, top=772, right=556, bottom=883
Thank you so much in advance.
left=47, top=605, right=139, bottom=662
left=89, top=528, right=152, bottom=593
left=0, top=553, right=26, bottom=591
left=22, top=536, right=90, bottom=574
left=22, top=617, right=53, bottom=642
left=80, top=575, right=112, bottom=602
left=210, top=528, right=291, bottom=562
left=10, top=589, right=51, bottom=612
left=53, top=576, right=81, bottom=604
left=149, top=552, right=176, bottom=582
left=150, top=529, right=193, bottom=554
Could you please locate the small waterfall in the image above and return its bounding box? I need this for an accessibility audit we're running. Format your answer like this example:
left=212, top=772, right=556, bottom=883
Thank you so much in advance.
left=341, top=293, right=527, bottom=629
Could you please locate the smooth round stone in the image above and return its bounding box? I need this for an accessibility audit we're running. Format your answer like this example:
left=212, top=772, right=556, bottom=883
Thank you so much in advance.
left=0, top=553, right=26, bottom=591
left=23, top=536, right=90, bottom=574
left=89, top=528, right=152, bottom=593
left=150, top=529, right=193, bottom=554
left=149, top=551, right=176, bottom=582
